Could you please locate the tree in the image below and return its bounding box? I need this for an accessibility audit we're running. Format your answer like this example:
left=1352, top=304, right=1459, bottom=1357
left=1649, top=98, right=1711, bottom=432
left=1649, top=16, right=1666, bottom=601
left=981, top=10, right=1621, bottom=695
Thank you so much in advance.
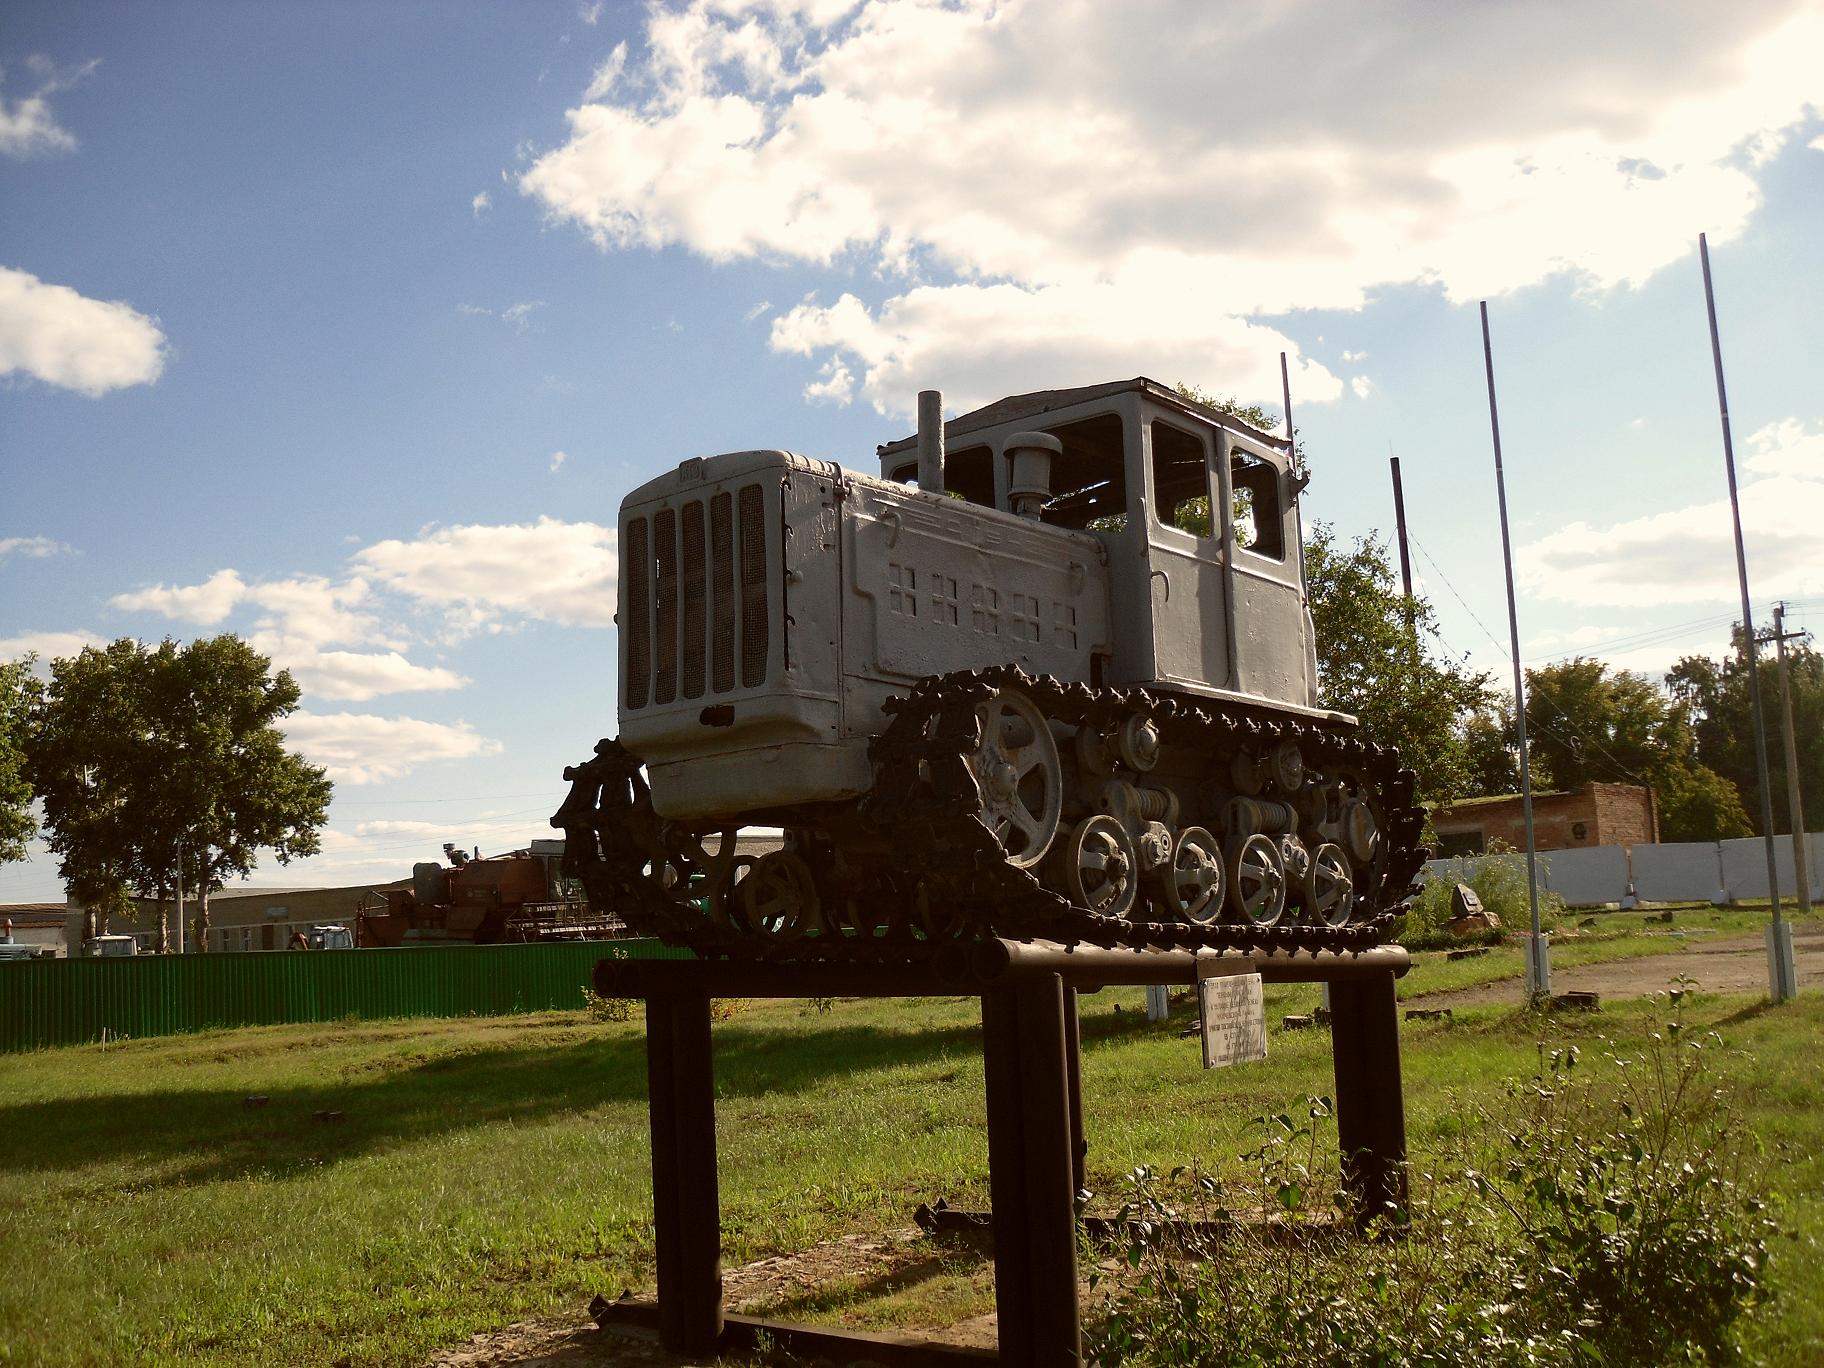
left=0, top=656, right=38, bottom=865
left=1524, top=657, right=1750, bottom=843
left=1303, top=525, right=1496, bottom=802
left=1667, top=628, right=1824, bottom=836
left=25, top=636, right=333, bottom=949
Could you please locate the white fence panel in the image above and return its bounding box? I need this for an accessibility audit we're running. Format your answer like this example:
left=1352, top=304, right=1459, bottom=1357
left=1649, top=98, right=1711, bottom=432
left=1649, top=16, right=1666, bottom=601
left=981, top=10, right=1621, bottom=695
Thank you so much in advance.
left=1416, top=834, right=1822, bottom=906
left=1632, top=842, right=1724, bottom=904
left=1539, top=846, right=1629, bottom=906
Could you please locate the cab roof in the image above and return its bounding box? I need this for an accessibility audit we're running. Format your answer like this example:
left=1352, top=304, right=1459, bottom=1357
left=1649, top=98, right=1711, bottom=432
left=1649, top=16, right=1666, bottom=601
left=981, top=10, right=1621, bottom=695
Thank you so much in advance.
left=875, top=376, right=1288, bottom=458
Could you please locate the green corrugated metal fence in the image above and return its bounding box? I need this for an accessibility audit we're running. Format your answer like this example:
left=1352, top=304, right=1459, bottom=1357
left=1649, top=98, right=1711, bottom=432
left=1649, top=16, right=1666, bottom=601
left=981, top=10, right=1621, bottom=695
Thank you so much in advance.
left=0, top=939, right=691, bottom=1052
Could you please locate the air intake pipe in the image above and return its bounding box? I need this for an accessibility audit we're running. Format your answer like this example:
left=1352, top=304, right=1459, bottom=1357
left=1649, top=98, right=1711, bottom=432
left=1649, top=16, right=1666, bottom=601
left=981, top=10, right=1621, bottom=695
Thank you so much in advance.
left=917, top=389, right=945, bottom=494
left=1007, top=430, right=1062, bottom=520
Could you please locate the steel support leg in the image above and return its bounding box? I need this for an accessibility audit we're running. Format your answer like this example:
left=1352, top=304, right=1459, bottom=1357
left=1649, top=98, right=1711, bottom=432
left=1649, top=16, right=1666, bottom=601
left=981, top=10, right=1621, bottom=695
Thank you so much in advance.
left=982, top=988, right=1035, bottom=1366
left=1062, top=986, right=1087, bottom=1198
left=646, top=994, right=723, bottom=1355
left=1329, top=971, right=1408, bottom=1231
left=1015, top=974, right=1082, bottom=1366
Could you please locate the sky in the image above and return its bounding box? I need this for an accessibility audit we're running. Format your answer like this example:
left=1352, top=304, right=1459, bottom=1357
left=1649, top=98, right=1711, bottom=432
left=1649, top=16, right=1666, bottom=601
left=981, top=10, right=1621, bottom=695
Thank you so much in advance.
left=2, top=0, right=1821, bottom=904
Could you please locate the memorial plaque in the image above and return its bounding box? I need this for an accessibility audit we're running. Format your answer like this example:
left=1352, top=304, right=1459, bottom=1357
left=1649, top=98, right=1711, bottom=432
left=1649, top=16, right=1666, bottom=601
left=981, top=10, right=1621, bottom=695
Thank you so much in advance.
left=1197, top=971, right=1266, bottom=1069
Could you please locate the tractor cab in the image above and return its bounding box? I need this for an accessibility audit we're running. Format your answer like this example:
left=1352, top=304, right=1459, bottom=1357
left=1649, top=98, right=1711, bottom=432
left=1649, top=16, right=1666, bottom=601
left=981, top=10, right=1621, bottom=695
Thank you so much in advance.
left=876, top=377, right=1316, bottom=712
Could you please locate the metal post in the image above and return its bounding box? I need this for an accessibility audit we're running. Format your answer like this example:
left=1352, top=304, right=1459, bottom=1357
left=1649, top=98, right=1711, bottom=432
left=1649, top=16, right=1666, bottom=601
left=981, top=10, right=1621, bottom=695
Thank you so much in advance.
left=1774, top=605, right=1811, bottom=915
left=1329, top=972, right=1408, bottom=1230
left=981, top=988, right=1036, bottom=1368
left=1015, top=975, right=1081, bottom=1366
left=1479, top=302, right=1548, bottom=998
left=1389, top=455, right=1415, bottom=601
left=646, top=995, right=724, bottom=1355
left=1061, top=986, right=1088, bottom=1198
left=1699, top=233, right=1793, bottom=1002
left=175, top=842, right=184, bottom=955
left=644, top=999, right=685, bottom=1350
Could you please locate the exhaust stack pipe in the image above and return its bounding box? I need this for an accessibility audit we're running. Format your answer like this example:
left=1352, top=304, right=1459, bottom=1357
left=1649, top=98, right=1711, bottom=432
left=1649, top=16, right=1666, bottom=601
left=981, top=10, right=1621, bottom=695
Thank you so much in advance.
left=917, top=389, right=945, bottom=494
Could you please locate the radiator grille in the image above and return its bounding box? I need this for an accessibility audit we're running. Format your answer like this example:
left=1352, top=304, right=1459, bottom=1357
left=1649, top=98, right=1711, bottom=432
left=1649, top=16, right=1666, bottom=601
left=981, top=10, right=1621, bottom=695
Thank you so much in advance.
left=623, top=516, right=650, bottom=710
left=710, top=492, right=735, bottom=694
left=653, top=508, right=678, bottom=705
left=739, top=484, right=769, bottom=689
left=681, top=500, right=706, bottom=699
left=622, top=482, right=770, bottom=711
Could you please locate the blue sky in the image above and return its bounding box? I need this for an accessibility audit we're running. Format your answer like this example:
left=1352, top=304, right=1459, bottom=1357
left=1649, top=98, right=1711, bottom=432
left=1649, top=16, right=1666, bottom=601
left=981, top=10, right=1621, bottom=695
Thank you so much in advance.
left=3, top=0, right=1821, bottom=903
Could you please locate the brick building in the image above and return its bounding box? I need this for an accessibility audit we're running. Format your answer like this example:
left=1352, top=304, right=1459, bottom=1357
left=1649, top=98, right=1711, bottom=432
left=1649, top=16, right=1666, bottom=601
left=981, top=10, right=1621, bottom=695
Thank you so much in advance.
left=1431, top=782, right=1657, bottom=857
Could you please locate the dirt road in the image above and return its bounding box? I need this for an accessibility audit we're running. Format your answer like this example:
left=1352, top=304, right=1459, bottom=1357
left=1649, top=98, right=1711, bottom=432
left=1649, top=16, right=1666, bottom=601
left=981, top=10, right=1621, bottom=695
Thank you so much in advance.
left=1406, top=922, right=1824, bottom=1010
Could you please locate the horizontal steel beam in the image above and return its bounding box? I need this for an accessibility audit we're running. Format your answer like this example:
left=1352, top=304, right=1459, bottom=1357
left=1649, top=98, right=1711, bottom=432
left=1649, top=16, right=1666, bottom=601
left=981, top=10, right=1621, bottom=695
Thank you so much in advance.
left=593, top=938, right=1409, bottom=998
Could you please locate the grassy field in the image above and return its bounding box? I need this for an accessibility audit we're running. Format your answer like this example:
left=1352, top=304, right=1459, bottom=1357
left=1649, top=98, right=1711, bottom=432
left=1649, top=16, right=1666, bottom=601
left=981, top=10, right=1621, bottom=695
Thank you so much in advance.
left=1, top=969, right=1819, bottom=1366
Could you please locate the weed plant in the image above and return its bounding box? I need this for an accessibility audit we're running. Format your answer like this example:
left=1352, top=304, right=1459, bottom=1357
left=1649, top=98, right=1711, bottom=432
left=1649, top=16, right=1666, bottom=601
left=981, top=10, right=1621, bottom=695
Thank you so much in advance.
left=1090, top=1017, right=1779, bottom=1366
left=1401, top=845, right=1566, bottom=948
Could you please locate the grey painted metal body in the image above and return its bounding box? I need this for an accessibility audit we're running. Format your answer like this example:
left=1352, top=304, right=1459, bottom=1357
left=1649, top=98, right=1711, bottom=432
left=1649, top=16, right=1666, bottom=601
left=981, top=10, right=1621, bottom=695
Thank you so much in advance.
left=618, top=378, right=1344, bottom=822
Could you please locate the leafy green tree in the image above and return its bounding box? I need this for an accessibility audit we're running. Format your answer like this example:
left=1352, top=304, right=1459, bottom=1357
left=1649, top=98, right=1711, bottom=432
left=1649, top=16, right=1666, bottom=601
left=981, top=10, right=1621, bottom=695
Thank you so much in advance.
left=1667, top=628, right=1824, bottom=836
left=26, top=636, right=333, bottom=950
left=1304, top=525, right=1495, bottom=803
left=1524, top=657, right=1749, bottom=842
left=0, top=656, right=38, bottom=865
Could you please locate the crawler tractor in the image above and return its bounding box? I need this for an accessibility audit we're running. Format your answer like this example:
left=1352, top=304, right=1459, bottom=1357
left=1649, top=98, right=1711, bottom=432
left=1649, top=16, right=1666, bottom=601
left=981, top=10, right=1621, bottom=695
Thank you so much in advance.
left=556, top=378, right=1426, bottom=957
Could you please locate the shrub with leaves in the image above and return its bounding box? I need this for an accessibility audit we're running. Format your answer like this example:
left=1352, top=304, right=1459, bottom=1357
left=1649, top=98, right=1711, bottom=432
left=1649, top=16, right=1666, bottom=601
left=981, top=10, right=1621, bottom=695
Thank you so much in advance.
left=1401, top=843, right=1563, bottom=946
left=1474, top=1029, right=1780, bottom=1364
left=581, top=988, right=636, bottom=1023
left=1089, top=1026, right=1778, bottom=1366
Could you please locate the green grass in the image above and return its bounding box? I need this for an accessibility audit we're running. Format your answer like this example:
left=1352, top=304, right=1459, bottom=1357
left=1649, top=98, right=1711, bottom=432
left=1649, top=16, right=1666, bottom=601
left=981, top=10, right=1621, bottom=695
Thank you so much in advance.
left=2, top=986, right=1819, bottom=1366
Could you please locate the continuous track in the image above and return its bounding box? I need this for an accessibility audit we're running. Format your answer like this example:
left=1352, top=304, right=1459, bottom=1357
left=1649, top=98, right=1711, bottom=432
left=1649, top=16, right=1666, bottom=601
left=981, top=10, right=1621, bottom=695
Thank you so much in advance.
left=554, top=666, right=1428, bottom=961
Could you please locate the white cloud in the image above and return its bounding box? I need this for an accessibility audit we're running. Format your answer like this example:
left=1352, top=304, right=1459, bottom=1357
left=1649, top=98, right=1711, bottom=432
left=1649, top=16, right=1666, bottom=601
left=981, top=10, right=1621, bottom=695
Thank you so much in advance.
left=802, top=355, right=853, bottom=405
left=501, top=300, right=546, bottom=332
left=353, top=518, right=617, bottom=632
left=550, top=449, right=569, bottom=473
left=521, top=0, right=1824, bottom=415
left=0, top=630, right=106, bottom=667
left=584, top=41, right=628, bottom=100
left=281, top=712, right=503, bottom=785
left=1744, top=417, right=1824, bottom=478
left=472, top=190, right=492, bottom=215
left=265, top=647, right=467, bottom=703
left=112, top=569, right=247, bottom=624
left=1341, top=350, right=1367, bottom=363
left=0, top=57, right=96, bottom=159
left=0, top=267, right=167, bottom=396
left=771, top=282, right=1335, bottom=419
left=579, top=1, right=606, bottom=26
left=1518, top=417, right=1824, bottom=607
left=1350, top=376, right=1374, bottom=400
left=744, top=300, right=772, bottom=321
left=0, top=535, right=73, bottom=560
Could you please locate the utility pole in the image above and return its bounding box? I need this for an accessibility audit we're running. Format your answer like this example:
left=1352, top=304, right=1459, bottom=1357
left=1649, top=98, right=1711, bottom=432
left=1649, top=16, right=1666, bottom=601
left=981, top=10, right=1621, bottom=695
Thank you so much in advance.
left=1479, top=302, right=1548, bottom=1000
left=1699, top=232, right=1794, bottom=1001
left=175, top=841, right=185, bottom=955
left=1772, top=604, right=1812, bottom=916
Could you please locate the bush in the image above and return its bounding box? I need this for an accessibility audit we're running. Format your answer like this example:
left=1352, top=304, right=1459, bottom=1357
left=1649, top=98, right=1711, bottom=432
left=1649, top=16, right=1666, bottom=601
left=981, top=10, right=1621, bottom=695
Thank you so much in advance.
left=1089, top=1025, right=1778, bottom=1366
left=581, top=988, right=636, bottom=1023
left=1400, top=844, right=1564, bottom=946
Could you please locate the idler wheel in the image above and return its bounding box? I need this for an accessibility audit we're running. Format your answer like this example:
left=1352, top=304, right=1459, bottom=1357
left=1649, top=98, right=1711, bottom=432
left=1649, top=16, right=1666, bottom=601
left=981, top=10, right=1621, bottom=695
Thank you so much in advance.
left=656, top=825, right=736, bottom=908
left=1057, top=815, right=1139, bottom=919
left=1228, top=833, right=1288, bottom=928
left=1270, top=739, right=1304, bottom=793
left=736, top=850, right=822, bottom=940
left=1159, top=825, right=1224, bottom=924
left=1303, top=842, right=1356, bottom=928
left=966, top=686, right=1063, bottom=868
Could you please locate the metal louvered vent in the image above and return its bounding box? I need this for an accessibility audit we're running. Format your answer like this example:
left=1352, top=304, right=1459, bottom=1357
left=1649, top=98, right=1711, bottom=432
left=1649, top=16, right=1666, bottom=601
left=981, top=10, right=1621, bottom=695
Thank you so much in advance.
left=623, top=516, right=650, bottom=710
left=738, top=484, right=769, bottom=688
left=710, top=492, right=735, bottom=694
left=681, top=500, right=706, bottom=699
left=653, top=508, right=678, bottom=705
